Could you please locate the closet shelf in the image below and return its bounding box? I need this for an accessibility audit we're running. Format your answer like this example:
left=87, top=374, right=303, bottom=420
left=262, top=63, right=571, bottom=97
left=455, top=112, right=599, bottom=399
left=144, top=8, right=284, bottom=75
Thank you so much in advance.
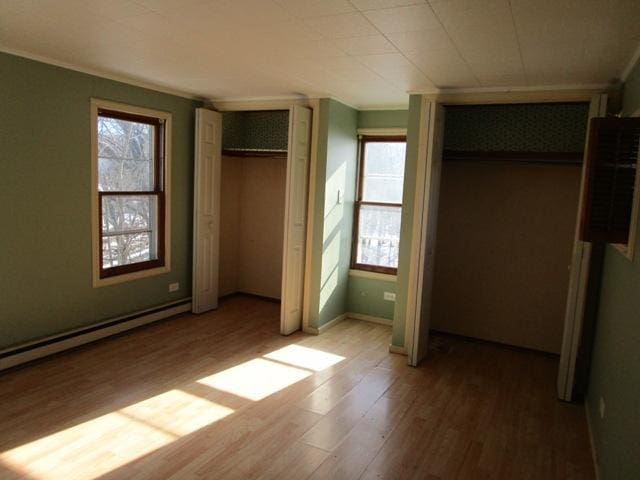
left=222, top=148, right=287, bottom=158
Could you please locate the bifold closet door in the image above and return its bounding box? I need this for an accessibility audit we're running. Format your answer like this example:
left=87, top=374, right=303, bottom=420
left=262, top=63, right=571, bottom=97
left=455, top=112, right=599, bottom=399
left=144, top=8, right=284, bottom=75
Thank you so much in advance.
left=281, top=105, right=312, bottom=335
left=192, top=108, right=222, bottom=314
left=557, top=94, right=607, bottom=401
left=407, top=101, right=445, bottom=366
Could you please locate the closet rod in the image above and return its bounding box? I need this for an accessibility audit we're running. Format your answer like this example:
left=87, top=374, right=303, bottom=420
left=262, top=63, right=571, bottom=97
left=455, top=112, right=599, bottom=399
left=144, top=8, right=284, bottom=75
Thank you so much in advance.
left=443, top=150, right=583, bottom=165
left=222, top=149, right=287, bottom=158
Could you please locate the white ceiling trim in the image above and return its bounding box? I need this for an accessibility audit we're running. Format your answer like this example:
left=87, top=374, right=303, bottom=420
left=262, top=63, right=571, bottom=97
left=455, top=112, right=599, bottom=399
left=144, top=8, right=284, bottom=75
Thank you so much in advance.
left=0, top=46, right=202, bottom=101
left=410, top=83, right=609, bottom=95
left=621, top=41, right=640, bottom=82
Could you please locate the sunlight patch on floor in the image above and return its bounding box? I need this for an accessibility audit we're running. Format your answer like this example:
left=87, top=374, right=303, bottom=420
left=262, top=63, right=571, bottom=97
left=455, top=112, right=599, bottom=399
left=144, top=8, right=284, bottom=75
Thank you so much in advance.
left=0, top=390, right=233, bottom=480
left=264, top=344, right=345, bottom=372
left=198, top=358, right=312, bottom=401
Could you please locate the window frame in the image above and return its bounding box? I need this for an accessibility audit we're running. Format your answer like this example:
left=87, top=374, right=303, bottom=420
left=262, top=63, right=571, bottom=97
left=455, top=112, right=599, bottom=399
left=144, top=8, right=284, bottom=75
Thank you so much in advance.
left=351, top=134, right=406, bottom=275
left=91, top=99, right=172, bottom=287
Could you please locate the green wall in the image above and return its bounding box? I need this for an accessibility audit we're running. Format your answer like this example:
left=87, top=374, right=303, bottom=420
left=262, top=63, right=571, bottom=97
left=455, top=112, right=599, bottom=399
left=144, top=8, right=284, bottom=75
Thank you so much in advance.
left=586, top=58, right=640, bottom=480
left=0, top=52, right=200, bottom=350
left=307, top=99, right=358, bottom=328
left=345, top=109, right=407, bottom=320
left=357, top=110, right=408, bottom=129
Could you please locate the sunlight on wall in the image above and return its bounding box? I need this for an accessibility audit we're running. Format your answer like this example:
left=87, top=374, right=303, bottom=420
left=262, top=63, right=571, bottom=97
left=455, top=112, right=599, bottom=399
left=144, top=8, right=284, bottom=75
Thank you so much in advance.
left=198, top=358, right=312, bottom=401
left=264, top=344, right=344, bottom=372
left=0, top=390, right=233, bottom=480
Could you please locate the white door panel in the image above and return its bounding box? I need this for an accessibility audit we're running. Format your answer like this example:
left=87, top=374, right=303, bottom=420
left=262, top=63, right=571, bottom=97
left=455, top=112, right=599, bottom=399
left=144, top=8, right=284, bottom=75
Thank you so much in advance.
left=281, top=105, right=312, bottom=335
left=557, top=94, right=607, bottom=401
left=193, top=108, right=222, bottom=314
left=408, top=101, right=445, bottom=367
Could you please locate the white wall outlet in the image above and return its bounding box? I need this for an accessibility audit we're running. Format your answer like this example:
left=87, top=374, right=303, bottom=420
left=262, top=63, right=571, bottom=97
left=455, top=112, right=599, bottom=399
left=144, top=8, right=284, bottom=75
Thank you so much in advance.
left=337, top=189, right=344, bottom=204
left=169, top=282, right=179, bottom=292
left=383, top=291, right=396, bottom=302
left=599, top=396, right=606, bottom=419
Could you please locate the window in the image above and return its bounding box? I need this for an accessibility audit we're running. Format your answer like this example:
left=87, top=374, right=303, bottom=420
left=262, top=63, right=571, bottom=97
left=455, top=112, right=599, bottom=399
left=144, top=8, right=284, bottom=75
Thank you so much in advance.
left=352, top=135, right=406, bottom=274
left=91, top=99, right=171, bottom=286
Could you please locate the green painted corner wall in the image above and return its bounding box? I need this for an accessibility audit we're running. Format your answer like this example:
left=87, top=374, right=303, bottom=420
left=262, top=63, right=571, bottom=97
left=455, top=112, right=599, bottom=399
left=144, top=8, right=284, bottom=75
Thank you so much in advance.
left=392, top=95, right=423, bottom=346
left=0, top=52, right=200, bottom=350
left=307, top=99, right=358, bottom=328
left=345, top=108, right=407, bottom=321
left=347, top=277, right=396, bottom=319
left=357, top=110, right=408, bottom=129
left=586, top=58, right=640, bottom=480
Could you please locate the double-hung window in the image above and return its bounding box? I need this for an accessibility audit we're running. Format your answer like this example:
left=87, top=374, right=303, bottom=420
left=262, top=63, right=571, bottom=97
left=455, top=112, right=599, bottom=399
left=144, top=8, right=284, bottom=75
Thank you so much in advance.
left=352, top=135, right=406, bottom=275
left=91, top=99, right=171, bottom=286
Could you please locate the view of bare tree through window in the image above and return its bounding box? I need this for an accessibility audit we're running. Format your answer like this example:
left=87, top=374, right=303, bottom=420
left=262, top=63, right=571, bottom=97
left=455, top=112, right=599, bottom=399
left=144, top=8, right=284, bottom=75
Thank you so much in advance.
left=356, top=140, right=406, bottom=270
left=98, top=114, right=157, bottom=269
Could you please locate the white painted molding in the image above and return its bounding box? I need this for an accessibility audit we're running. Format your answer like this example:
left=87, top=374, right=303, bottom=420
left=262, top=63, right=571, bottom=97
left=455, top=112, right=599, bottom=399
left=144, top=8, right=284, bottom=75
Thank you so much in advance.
left=417, top=87, right=606, bottom=105
left=348, top=269, right=397, bottom=282
left=304, top=313, right=348, bottom=335
left=584, top=400, right=601, bottom=480
left=357, top=128, right=407, bottom=136
left=358, top=105, right=410, bottom=111
left=211, top=98, right=317, bottom=111
left=388, top=344, right=407, bottom=355
left=621, top=41, right=640, bottom=82
left=318, top=314, right=348, bottom=334
left=0, top=299, right=192, bottom=371
left=346, top=312, right=392, bottom=326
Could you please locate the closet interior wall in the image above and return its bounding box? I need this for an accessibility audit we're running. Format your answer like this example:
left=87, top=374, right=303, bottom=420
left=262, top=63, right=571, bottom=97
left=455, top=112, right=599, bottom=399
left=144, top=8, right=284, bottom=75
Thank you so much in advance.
left=219, top=154, right=286, bottom=300
left=218, top=110, right=289, bottom=301
left=431, top=103, right=589, bottom=353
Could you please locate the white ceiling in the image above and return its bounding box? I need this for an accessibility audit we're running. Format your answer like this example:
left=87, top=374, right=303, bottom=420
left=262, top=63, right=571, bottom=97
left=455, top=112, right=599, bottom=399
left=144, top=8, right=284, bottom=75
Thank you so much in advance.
left=1, top=0, right=639, bottom=108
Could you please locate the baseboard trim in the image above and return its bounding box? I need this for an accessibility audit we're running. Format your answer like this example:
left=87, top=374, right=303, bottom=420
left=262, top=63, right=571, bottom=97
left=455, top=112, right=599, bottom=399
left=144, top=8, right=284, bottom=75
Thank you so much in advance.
left=388, top=344, right=407, bottom=355
left=303, top=313, right=348, bottom=336
left=346, top=312, right=393, bottom=326
left=584, top=399, right=601, bottom=480
left=0, top=298, right=192, bottom=371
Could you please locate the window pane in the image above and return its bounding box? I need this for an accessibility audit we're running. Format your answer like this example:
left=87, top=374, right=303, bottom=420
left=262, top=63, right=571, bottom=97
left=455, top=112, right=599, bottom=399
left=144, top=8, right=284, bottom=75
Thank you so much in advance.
left=356, top=205, right=401, bottom=268
left=362, top=142, right=406, bottom=203
left=101, top=195, right=156, bottom=235
left=102, top=232, right=152, bottom=268
left=98, top=115, right=155, bottom=191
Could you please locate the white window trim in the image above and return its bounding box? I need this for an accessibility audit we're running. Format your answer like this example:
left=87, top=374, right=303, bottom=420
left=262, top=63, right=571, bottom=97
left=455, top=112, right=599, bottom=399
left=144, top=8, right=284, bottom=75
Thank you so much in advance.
left=349, top=269, right=397, bottom=282
left=612, top=107, right=640, bottom=261
left=91, top=98, right=172, bottom=287
left=357, top=127, right=407, bottom=136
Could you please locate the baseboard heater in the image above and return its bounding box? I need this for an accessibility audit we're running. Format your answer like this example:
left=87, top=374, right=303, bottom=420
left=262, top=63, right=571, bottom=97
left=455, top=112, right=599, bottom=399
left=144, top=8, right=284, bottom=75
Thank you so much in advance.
left=0, top=298, right=192, bottom=372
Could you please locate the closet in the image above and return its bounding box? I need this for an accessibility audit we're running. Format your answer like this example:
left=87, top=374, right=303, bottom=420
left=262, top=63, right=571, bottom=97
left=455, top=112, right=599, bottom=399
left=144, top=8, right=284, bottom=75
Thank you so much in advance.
left=192, top=106, right=312, bottom=334
left=430, top=103, right=590, bottom=353
left=219, top=110, right=289, bottom=300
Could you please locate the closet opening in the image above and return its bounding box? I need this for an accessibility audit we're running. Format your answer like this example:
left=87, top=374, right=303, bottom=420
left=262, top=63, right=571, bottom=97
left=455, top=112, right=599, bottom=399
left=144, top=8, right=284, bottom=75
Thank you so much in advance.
left=219, top=110, right=289, bottom=307
left=431, top=102, right=589, bottom=354
left=191, top=106, right=312, bottom=335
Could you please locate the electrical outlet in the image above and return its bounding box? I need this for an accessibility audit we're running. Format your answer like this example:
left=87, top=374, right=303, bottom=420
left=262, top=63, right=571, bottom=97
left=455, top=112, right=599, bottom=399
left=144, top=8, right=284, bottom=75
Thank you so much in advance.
left=599, top=397, right=606, bottom=419
left=169, top=282, right=179, bottom=292
left=337, top=189, right=344, bottom=204
left=383, top=291, right=396, bottom=302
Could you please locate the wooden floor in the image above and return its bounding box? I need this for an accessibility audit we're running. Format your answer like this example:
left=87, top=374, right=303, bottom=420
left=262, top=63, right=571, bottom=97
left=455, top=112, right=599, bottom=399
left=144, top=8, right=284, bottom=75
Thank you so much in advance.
left=0, top=296, right=595, bottom=480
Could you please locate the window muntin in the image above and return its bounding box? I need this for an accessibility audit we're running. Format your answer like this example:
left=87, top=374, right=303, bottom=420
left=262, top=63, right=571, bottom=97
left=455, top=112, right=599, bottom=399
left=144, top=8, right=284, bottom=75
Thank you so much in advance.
left=352, top=136, right=406, bottom=274
left=97, top=108, right=165, bottom=278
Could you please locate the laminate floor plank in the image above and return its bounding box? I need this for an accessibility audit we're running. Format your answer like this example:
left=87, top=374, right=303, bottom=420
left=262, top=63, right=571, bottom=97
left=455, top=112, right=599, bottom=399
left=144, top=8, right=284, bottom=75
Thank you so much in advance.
left=0, top=296, right=595, bottom=480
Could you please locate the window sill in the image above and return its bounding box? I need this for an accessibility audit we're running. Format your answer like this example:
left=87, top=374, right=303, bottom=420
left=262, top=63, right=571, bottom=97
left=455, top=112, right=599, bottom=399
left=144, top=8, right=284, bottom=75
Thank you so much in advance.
left=349, top=269, right=397, bottom=282
left=93, top=265, right=170, bottom=288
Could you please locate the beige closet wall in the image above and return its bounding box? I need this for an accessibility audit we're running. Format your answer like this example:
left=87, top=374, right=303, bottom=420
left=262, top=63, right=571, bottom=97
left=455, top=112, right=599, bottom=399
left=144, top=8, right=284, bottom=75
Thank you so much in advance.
left=431, top=160, right=581, bottom=353
left=219, top=155, right=286, bottom=300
